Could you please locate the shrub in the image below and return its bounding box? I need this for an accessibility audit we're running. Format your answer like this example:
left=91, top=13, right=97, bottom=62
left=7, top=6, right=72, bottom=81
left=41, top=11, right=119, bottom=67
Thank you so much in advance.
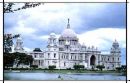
left=73, top=65, right=84, bottom=70
left=67, top=68, right=71, bottom=70
left=96, top=65, right=105, bottom=71
left=48, top=65, right=56, bottom=70
left=116, top=67, right=122, bottom=72
left=30, top=65, right=38, bottom=69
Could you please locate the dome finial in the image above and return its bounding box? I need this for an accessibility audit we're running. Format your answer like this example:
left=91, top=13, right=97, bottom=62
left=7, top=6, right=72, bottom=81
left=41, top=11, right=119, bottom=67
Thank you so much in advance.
left=67, top=18, right=70, bottom=29
left=114, top=39, right=118, bottom=43
left=68, top=18, right=69, bottom=24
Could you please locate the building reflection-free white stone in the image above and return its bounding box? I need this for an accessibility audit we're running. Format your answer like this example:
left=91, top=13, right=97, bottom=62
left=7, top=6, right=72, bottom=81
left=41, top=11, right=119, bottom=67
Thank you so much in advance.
left=14, top=19, right=121, bottom=70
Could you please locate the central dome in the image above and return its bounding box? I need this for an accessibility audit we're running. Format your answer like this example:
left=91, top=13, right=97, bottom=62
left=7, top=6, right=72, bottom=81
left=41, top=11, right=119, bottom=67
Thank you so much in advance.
left=61, top=19, right=77, bottom=38
left=61, top=28, right=77, bottom=38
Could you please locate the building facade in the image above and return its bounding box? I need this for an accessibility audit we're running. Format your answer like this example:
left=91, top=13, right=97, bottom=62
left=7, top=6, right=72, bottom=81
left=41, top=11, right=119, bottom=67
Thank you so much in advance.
left=14, top=19, right=121, bottom=70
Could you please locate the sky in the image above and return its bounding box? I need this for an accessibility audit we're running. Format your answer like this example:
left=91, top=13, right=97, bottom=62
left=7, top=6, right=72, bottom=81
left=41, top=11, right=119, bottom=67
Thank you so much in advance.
left=4, top=3, right=126, bottom=65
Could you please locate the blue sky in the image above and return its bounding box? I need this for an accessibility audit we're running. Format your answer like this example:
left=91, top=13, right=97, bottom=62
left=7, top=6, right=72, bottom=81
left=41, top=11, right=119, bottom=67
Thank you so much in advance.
left=4, top=3, right=126, bottom=65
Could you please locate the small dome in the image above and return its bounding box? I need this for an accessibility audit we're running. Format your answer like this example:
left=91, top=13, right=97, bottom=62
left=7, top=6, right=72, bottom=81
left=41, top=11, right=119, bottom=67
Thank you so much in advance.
left=17, top=37, right=22, bottom=40
left=50, top=33, right=56, bottom=38
left=33, top=48, right=42, bottom=52
left=82, top=43, right=86, bottom=48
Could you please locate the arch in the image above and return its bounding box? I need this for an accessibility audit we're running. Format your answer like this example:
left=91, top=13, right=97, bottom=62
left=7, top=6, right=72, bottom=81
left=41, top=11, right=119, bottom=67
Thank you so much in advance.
left=90, top=55, right=96, bottom=66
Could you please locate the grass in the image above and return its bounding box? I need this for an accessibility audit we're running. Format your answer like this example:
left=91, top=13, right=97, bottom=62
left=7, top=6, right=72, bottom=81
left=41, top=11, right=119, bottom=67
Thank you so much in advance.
left=4, top=68, right=121, bottom=74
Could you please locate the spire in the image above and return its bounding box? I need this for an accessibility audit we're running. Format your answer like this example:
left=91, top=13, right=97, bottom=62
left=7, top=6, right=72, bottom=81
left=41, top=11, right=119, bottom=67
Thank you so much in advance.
left=67, top=18, right=70, bottom=29
left=114, top=39, right=118, bottom=43
left=115, top=39, right=117, bottom=42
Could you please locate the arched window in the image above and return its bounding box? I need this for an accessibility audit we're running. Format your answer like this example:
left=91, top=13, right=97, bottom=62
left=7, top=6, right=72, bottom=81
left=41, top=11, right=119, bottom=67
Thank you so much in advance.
left=54, top=53, right=56, bottom=58
left=34, top=55, right=36, bottom=58
left=71, top=55, right=72, bottom=59
left=112, top=64, right=114, bottom=67
left=48, top=53, right=50, bottom=58
left=90, top=55, right=96, bottom=66
left=39, top=60, right=40, bottom=65
left=64, top=62, right=66, bottom=66
left=48, top=61, right=49, bottom=65
left=113, top=58, right=114, bottom=61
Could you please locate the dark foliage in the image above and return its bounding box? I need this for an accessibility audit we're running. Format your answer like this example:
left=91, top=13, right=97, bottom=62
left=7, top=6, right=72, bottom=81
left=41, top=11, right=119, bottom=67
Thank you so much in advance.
left=30, top=65, right=38, bottom=69
left=4, top=52, right=33, bottom=68
left=4, top=34, right=20, bottom=53
left=48, top=65, right=56, bottom=70
left=73, top=65, right=84, bottom=70
left=96, top=65, right=105, bottom=71
left=4, top=3, right=43, bottom=13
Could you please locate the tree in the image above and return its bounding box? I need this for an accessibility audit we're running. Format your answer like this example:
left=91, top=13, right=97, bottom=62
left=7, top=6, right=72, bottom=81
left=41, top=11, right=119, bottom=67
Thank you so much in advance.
left=14, top=52, right=33, bottom=66
left=4, top=34, right=20, bottom=53
left=121, top=65, right=126, bottom=75
left=4, top=52, right=34, bottom=68
left=4, top=3, right=43, bottom=13
left=4, top=53, right=15, bottom=68
left=116, top=67, right=122, bottom=72
left=96, top=65, right=105, bottom=71
left=121, top=65, right=126, bottom=71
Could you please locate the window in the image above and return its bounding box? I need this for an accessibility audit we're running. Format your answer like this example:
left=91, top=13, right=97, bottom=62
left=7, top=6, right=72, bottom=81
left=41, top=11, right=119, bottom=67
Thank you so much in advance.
left=54, top=53, right=56, bottom=58
left=71, top=55, right=72, bottom=59
left=34, top=55, right=36, bottom=58
left=66, top=55, right=68, bottom=59
left=75, top=56, right=76, bottom=60
left=48, top=53, right=50, bottom=58
left=112, top=64, right=114, bottom=67
left=39, top=60, right=40, bottom=65
left=64, top=62, right=66, bottom=66
left=85, top=55, right=87, bottom=59
left=48, top=61, right=49, bottom=65
left=108, top=58, right=109, bottom=61
left=118, top=58, right=119, bottom=61
left=80, top=56, right=82, bottom=60
left=113, top=58, right=114, bottom=61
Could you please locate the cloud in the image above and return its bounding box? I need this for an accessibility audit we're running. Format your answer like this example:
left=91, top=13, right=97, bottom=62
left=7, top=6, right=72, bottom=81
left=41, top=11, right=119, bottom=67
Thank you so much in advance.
left=24, top=47, right=33, bottom=52
left=78, top=28, right=126, bottom=50
left=5, top=3, right=126, bottom=36
left=5, top=20, right=36, bottom=36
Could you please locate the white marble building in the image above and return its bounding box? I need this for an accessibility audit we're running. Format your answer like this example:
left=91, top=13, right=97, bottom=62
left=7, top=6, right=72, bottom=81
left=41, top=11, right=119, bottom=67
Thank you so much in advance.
left=14, top=19, right=121, bottom=70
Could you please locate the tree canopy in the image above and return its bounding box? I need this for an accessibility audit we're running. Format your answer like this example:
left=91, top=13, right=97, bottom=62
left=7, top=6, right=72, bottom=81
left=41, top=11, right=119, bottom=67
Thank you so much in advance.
left=4, top=3, right=43, bottom=13
left=4, top=52, right=33, bottom=68
left=96, top=65, right=105, bottom=71
left=4, top=34, right=20, bottom=53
